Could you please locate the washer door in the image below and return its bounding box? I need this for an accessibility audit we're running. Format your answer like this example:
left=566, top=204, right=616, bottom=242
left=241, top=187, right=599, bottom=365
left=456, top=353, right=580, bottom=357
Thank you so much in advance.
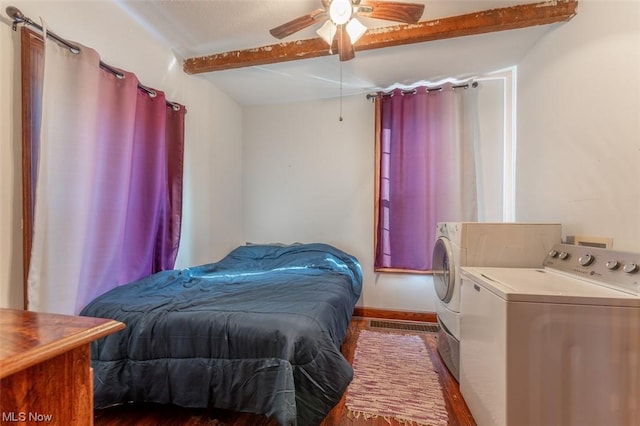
left=433, top=237, right=455, bottom=303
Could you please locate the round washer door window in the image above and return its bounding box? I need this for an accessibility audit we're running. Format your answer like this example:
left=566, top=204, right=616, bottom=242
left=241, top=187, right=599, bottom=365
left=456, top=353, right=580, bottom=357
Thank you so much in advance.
left=432, top=237, right=455, bottom=303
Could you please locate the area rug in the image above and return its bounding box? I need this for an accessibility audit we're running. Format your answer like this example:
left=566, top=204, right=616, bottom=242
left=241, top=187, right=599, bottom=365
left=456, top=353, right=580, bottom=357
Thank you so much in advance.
left=346, top=329, right=449, bottom=426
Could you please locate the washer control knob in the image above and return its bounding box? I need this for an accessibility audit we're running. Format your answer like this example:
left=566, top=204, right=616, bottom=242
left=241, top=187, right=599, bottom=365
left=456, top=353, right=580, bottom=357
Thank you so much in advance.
left=548, top=249, right=559, bottom=258
left=623, top=263, right=639, bottom=274
left=558, top=251, right=570, bottom=260
left=578, top=254, right=595, bottom=267
left=605, top=260, right=620, bottom=270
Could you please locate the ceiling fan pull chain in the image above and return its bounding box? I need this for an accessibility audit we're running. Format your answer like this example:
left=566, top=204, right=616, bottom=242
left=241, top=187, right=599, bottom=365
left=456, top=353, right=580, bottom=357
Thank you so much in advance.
left=339, top=60, right=344, bottom=122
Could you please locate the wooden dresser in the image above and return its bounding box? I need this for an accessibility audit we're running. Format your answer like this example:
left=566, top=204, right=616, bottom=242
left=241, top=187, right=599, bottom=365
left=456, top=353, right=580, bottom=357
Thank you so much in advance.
left=0, top=308, right=124, bottom=425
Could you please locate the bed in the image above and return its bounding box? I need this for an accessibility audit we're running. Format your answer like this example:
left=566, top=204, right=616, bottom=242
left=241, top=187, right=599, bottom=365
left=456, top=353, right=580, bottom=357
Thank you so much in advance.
left=80, top=243, right=362, bottom=425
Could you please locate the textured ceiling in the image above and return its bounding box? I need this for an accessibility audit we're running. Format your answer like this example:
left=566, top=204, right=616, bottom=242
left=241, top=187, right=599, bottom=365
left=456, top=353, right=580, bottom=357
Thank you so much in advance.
left=117, top=0, right=555, bottom=105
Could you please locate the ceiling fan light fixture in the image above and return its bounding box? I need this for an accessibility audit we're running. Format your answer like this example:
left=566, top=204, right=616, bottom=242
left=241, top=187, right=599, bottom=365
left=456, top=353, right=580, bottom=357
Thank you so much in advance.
left=269, top=0, right=427, bottom=61
left=346, top=17, right=367, bottom=43
left=316, top=19, right=337, bottom=46
left=329, top=0, right=353, bottom=25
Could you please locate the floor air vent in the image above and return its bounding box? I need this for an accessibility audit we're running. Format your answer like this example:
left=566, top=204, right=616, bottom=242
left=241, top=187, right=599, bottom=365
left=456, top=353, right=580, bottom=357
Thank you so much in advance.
left=369, top=320, right=439, bottom=333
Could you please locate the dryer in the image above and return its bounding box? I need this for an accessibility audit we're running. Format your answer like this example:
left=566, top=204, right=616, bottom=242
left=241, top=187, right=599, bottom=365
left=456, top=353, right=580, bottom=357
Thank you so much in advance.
left=432, top=222, right=561, bottom=381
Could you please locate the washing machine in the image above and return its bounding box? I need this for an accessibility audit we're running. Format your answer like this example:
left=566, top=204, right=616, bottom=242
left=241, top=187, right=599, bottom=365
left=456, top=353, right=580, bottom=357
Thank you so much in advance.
left=459, top=243, right=640, bottom=426
left=431, top=222, right=561, bottom=381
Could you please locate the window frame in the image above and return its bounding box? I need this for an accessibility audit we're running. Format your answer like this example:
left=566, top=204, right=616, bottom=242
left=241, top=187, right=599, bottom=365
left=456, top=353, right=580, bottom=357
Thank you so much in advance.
left=20, top=27, right=44, bottom=308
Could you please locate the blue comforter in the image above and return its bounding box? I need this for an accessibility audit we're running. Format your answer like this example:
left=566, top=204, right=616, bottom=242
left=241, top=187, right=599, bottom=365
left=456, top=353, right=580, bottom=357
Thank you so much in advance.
left=80, top=243, right=362, bottom=425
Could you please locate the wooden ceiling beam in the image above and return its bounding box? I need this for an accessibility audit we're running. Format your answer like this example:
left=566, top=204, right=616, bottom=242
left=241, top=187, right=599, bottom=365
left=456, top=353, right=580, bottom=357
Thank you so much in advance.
left=183, top=0, right=577, bottom=74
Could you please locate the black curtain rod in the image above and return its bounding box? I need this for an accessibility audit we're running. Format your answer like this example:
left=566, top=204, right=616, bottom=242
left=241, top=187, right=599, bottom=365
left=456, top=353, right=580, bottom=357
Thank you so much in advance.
left=366, top=81, right=479, bottom=101
left=5, top=5, right=183, bottom=112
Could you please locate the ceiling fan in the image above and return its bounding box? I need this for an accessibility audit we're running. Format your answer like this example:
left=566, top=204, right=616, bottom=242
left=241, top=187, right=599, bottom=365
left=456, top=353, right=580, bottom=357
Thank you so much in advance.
left=269, top=0, right=425, bottom=61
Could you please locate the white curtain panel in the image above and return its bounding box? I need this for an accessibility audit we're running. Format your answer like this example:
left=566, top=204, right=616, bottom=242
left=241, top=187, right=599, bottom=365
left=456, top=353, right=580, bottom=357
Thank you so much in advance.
left=28, top=36, right=138, bottom=314
left=430, top=84, right=479, bottom=224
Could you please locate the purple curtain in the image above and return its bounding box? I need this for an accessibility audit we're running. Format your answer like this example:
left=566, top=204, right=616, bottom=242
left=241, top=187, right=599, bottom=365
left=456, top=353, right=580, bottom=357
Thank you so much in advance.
left=374, top=85, right=478, bottom=272
left=27, top=36, right=186, bottom=314
left=155, top=104, right=185, bottom=271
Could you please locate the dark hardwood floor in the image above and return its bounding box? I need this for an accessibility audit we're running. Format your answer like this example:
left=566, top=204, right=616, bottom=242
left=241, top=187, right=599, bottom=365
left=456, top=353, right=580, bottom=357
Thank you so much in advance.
left=93, top=317, right=476, bottom=425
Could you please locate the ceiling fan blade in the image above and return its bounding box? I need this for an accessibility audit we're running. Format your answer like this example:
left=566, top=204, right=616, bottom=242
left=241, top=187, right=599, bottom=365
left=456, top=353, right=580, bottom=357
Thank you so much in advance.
left=269, top=9, right=327, bottom=39
left=336, top=24, right=355, bottom=61
left=358, top=1, right=425, bottom=24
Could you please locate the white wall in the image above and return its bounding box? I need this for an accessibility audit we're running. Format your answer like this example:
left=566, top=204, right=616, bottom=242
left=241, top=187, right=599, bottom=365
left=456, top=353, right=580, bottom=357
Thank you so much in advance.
left=242, top=95, right=409, bottom=310
left=517, top=0, right=640, bottom=251
left=243, top=95, right=433, bottom=311
left=0, top=0, right=244, bottom=308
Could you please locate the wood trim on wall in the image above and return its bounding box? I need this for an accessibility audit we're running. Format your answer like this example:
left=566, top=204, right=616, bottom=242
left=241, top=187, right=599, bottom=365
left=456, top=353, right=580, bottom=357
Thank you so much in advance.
left=373, top=98, right=381, bottom=270
left=353, top=307, right=437, bottom=323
